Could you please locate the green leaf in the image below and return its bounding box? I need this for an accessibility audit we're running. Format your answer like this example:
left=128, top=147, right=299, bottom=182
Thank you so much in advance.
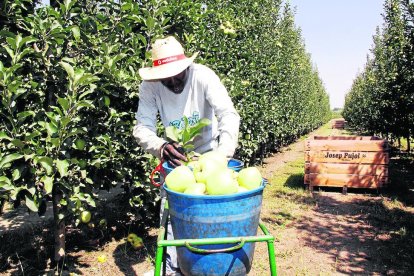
left=57, top=97, right=70, bottom=112
left=17, top=111, right=35, bottom=122
left=104, top=96, right=110, bottom=106
left=45, top=122, right=58, bottom=135
left=71, top=26, right=80, bottom=41
left=50, top=106, right=64, bottom=117
left=77, top=73, right=99, bottom=87
left=25, top=195, right=39, bottom=212
left=182, top=117, right=191, bottom=144
left=60, top=117, right=71, bottom=128
left=188, top=118, right=211, bottom=142
left=10, top=186, right=24, bottom=200
left=165, top=126, right=182, bottom=143
left=27, top=187, right=36, bottom=195
left=4, top=45, right=15, bottom=60
left=0, top=176, right=13, bottom=190
left=19, top=36, right=37, bottom=49
left=60, top=61, right=75, bottom=79
left=38, top=156, right=53, bottom=175
left=41, top=175, right=54, bottom=194
left=146, top=17, right=155, bottom=29
left=0, top=131, right=12, bottom=141
left=73, top=68, right=85, bottom=87
left=55, top=159, right=69, bottom=178
left=50, top=138, right=61, bottom=147
left=0, top=153, right=23, bottom=169
left=85, top=194, right=96, bottom=207
left=16, top=47, right=33, bottom=63
left=76, top=100, right=94, bottom=109
left=12, top=168, right=21, bottom=181
left=15, top=34, right=22, bottom=50
left=64, top=0, right=76, bottom=12
left=11, top=139, right=25, bottom=149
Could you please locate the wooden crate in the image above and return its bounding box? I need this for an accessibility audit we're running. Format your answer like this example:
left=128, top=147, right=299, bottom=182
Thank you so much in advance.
left=331, top=119, right=347, bottom=129
left=304, top=135, right=389, bottom=191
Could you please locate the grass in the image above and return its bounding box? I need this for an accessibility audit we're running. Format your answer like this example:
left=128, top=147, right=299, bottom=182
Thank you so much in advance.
left=2, top=121, right=414, bottom=275
left=260, top=158, right=315, bottom=230
left=255, top=122, right=414, bottom=275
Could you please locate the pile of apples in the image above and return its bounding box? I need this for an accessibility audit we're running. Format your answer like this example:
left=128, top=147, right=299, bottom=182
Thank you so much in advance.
left=165, top=151, right=263, bottom=195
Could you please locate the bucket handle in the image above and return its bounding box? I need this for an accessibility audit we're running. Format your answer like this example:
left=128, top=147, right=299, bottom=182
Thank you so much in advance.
left=184, top=239, right=245, bottom=254
left=150, top=160, right=166, bottom=187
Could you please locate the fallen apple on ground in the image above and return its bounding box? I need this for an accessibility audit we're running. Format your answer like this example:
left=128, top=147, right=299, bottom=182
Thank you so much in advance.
left=127, top=233, right=144, bottom=249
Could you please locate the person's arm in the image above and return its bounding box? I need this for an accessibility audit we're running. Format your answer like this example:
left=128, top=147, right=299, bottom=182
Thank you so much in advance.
left=133, top=83, right=188, bottom=165
left=204, top=69, right=240, bottom=157
left=133, top=82, right=167, bottom=159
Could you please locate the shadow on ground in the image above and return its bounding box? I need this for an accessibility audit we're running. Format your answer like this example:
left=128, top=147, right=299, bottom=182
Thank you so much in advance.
left=262, top=149, right=414, bottom=275
left=0, top=191, right=160, bottom=275
left=295, top=193, right=414, bottom=275
left=112, top=235, right=158, bottom=276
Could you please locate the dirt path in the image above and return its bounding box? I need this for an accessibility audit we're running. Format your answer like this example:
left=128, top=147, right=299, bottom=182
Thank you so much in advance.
left=252, top=127, right=414, bottom=276
left=2, top=124, right=413, bottom=275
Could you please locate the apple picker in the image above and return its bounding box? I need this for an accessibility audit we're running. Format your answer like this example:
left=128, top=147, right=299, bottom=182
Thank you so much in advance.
left=133, top=36, right=240, bottom=275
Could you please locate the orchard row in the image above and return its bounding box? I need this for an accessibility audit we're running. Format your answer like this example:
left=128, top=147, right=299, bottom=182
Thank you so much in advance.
left=0, top=0, right=330, bottom=264
left=343, top=0, right=414, bottom=150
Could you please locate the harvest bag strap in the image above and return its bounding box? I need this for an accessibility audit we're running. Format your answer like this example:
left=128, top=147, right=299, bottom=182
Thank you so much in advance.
left=150, top=160, right=166, bottom=187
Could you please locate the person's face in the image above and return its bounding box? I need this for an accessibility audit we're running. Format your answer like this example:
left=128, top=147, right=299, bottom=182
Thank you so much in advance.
left=160, top=68, right=189, bottom=94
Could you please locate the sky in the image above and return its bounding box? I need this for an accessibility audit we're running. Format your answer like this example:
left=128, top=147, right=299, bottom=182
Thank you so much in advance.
left=289, top=0, right=385, bottom=109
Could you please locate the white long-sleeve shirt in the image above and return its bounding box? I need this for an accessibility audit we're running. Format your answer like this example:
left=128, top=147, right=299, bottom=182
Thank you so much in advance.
left=133, top=63, right=240, bottom=159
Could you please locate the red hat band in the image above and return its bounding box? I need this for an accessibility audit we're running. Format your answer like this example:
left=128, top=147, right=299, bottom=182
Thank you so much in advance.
left=153, top=54, right=187, bottom=67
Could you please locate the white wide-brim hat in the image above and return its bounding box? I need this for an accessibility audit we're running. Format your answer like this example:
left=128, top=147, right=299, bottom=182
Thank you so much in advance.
left=139, top=36, right=198, bottom=81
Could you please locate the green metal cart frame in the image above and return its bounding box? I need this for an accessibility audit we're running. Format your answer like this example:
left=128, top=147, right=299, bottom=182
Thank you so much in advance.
left=154, top=206, right=278, bottom=276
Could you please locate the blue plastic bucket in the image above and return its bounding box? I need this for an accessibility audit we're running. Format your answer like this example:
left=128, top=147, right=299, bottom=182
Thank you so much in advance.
left=227, top=158, right=244, bottom=172
left=162, top=160, right=263, bottom=275
left=164, top=185, right=264, bottom=276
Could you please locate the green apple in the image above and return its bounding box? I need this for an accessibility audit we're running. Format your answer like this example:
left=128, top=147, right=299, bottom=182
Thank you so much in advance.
left=165, top=165, right=196, bottom=192
left=237, top=167, right=262, bottom=190
left=193, top=158, right=225, bottom=184
left=75, top=139, right=86, bottom=150
left=237, top=186, right=249, bottom=193
left=206, top=168, right=238, bottom=195
left=199, top=151, right=228, bottom=168
left=186, top=160, right=199, bottom=170
left=97, top=254, right=107, bottom=263
left=184, top=183, right=206, bottom=195
left=80, top=210, right=91, bottom=223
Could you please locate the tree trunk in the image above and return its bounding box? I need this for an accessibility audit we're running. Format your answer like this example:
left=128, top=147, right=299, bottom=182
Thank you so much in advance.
left=0, top=198, right=5, bottom=214
left=407, top=133, right=411, bottom=153
left=52, top=187, right=65, bottom=269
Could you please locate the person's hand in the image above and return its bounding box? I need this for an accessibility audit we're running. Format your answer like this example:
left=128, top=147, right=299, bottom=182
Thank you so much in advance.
left=160, top=142, right=187, bottom=167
